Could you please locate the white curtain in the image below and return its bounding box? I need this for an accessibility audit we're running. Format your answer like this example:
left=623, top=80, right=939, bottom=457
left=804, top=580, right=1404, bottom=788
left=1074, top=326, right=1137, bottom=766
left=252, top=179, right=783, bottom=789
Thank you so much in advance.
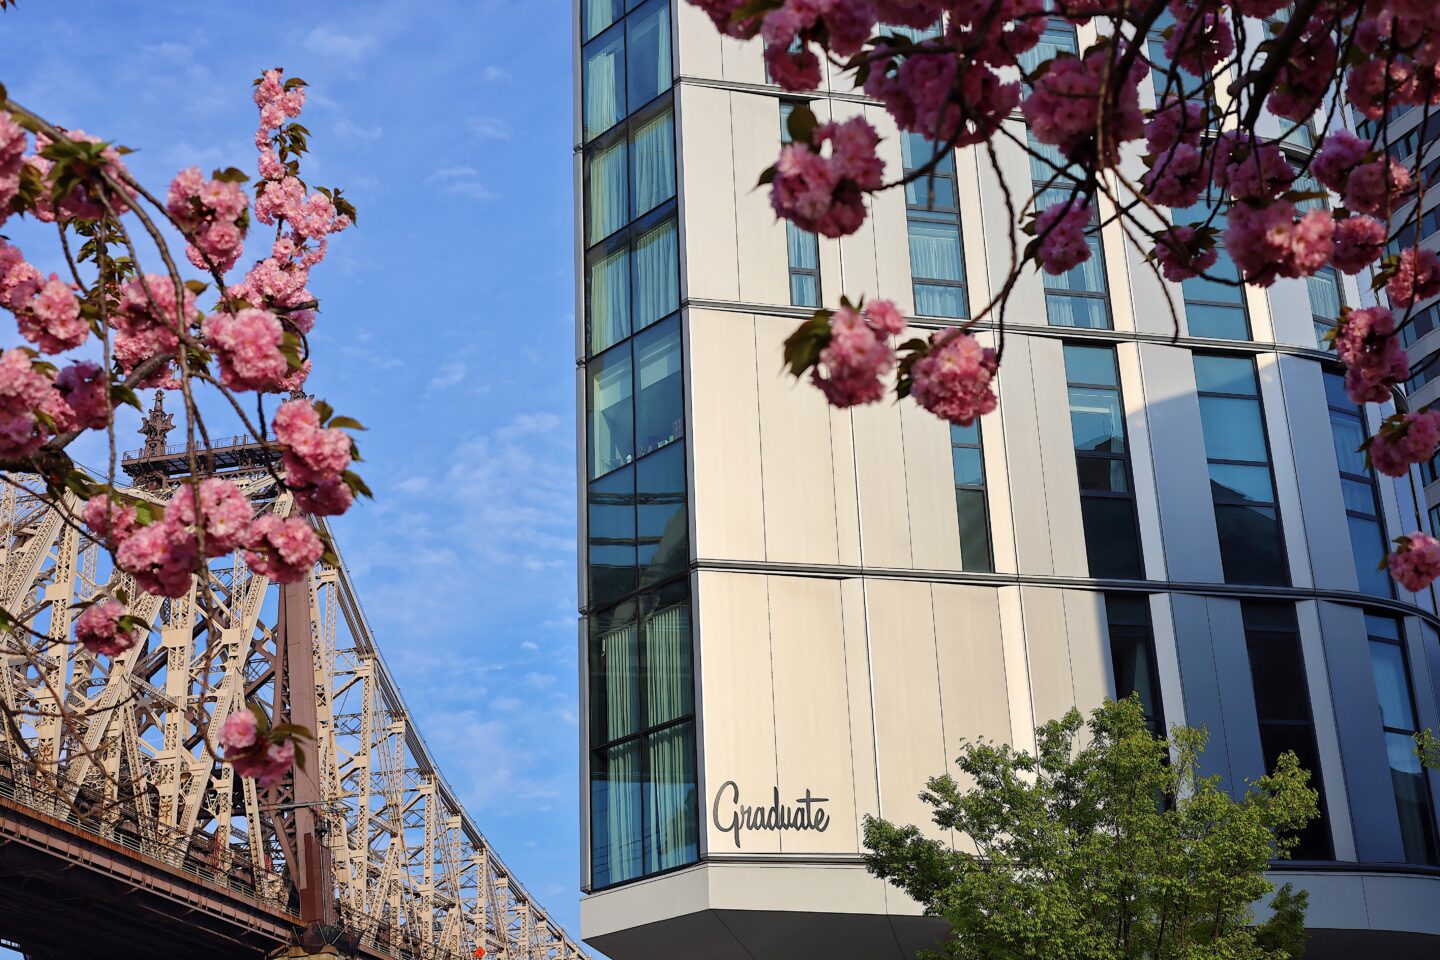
left=1307, top=270, right=1341, bottom=321
left=584, top=0, right=618, bottom=41
left=787, top=222, right=818, bottom=270
left=632, top=219, right=678, bottom=330
left=603, top=621, right=638, bottom=739
left=603, top=740, right=643, bottom=882
left=631, top=111, right=675, bottom=217
left=644, top=603, right=691, bottom=725
left=584, top=34, right=623, bottom=140
left=589, top=354, right=633, bottom=477
left=588, top=139, right=627, bottom=246
left=589, top=246, right=630, bottom=354
left=908, top=220, right=963, bottom=282
left=646, top=724, right=696, bottom=871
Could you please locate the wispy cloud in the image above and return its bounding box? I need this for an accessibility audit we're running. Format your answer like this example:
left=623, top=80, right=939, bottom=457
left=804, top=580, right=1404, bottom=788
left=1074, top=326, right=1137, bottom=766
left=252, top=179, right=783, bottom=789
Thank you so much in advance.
left=469, top=116, right=513, bottom=141
left=427, top=361, right=468, bottom=391
left=303, top=25, right=377, bottom=61
left=333, top=118, right=383, bottom=141
left=482, top=65, right=513, bottom=83
left=427, top=165, right=496, bottom=201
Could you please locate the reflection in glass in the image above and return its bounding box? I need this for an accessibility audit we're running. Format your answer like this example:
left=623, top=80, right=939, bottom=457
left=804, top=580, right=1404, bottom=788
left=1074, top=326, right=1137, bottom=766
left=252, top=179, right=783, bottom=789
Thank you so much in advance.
left=627, top=0, right=671, bottom=114
left=1197, top=396, right=1267, bottom=462
left=637, top=441, right=688, bottom=587
left=591, top=740, right=643, bottom=887
left=634, top=317, right=683, bottom=458
left=589, top=467, right=637, bottom=607
left=585, top=28, right=626, bottom=141
left=589, top=346, right=634, bottom=478
left=1081, top=497, right=1144, bottom=580
left=646, top=721, right=698, bottom=872
left=588, top=243, right=630, bottom=354
left=1213, top=504, right=1285, bottom=585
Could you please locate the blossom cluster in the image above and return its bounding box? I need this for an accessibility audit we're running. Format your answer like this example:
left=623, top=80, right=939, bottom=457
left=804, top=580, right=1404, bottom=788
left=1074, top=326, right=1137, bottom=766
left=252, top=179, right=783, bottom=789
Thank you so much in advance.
left=166, top=167, right=249, bottom=273
left=0, top=112, right=24, bottom=227
left=909, top=328, right=998, bottom=426
left=810, top=300, right=904, bottom=407
left=1366, top=410, right=1440, bottom=478
left=74, top=601, right=143, bottom=658
left=770, top=117, right=884, bottom=238
left=272, top=398, right=355, bottom=516
left=1332, top=306, right=1409, bottom=405
left=0, top=238, right=85, bottom=354
left=217, top=708, right=300, bottom=788
left=1389, top=534, right=1440, bottom=594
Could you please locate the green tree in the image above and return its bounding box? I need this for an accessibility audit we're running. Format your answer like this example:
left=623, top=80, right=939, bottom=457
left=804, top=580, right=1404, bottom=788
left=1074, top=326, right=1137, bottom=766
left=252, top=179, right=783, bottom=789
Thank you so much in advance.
left=863, top=697, right=1317, bottom=960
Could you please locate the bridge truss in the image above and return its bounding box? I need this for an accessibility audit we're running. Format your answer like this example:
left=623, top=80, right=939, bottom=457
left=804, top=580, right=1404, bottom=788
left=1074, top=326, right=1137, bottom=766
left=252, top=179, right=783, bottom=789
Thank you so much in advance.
left=0, top=466, right=584, bottom=960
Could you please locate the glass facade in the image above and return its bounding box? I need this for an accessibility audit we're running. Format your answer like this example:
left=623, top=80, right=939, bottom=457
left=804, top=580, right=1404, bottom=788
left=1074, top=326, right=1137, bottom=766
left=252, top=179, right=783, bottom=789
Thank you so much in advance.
left=1366, top=615, right=1438, bottom=865
left=950, top=421, right=992, bottom=572
left=1324, top=370, right=1392, bottom=597
left=1174, top=198, right=1250, bottom=340
left=1241, top=602, right=1332, bottom=860
left=1064, top=345, right=1144, bottom=579
left=1104, top=594, right=1163, bottom=734
left=902, top=131, right=969, bottom=319
left=1029, top=127, right=1111, bottom=330
left=582, top=0, right=697, bottom=888
left=780, top=102, right=821, bottom=307
left=1194, top=354, right=1287, bottom=585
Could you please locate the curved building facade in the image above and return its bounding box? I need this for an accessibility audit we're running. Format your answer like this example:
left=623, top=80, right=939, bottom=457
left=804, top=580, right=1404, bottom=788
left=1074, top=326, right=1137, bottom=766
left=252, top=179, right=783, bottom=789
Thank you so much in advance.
left=573, top=5, right=1440, bottom=958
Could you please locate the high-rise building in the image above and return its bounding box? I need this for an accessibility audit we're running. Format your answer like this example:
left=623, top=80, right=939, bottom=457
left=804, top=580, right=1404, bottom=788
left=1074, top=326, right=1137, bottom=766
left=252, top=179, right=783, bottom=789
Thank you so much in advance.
left=573, top=6, right=1440, bottom=958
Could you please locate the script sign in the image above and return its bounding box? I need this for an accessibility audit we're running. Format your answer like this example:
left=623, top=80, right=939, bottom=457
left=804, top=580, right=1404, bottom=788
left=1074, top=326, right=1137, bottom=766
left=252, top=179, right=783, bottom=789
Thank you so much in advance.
left=711, top=780, right=831, bottom=848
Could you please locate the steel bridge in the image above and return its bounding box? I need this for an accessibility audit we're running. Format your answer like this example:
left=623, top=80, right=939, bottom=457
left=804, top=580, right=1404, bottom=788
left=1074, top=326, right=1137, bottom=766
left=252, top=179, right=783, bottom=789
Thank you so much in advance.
left=0, top=395, right=585, bottom=960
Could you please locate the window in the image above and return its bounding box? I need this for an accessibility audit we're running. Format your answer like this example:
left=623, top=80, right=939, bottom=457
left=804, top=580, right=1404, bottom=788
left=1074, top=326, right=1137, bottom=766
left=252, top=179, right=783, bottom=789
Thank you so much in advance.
left=1193, top=354, right=1288, bottom=585
left=951, top=422, right=993, bottom=572
left=902, top=131, right=969, bottom=318
left=1309, top=267, right=1343, bottom=348
left=1064, top=345, right=1144, bottom=579
left=1241, top=602, right=1333, bottom=860
left=780, top=102, right=822, bottom=307
left=1174, top=198, right=1250, bottom=340
left=1429, top=503, right=1440, bottom=535
left=1029, top=133, right=1111, bottom=329
left=1017, top=15, right=1078, bottom=82
left=1105, top=594, right=1163, bottom=735
left=1399, top=301, right=1440, bottom=349
left=582, top=0, right=672, bottom=142
left=590, top=583, right=698, bottom=888
left=1148, top=9, right=1211, bottom=113
left=1324, top=370, right=1392, bottom=597
left=1366, top=615, right=1438, bottom=865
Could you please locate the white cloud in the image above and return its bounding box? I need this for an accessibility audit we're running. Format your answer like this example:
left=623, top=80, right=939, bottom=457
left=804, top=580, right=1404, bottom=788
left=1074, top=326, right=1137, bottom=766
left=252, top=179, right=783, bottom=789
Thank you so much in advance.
left=303, top=25, right=377, bottom=61
left=427, top=166, right=496, bottom=201
left=427, top=361, right=468, bottom=392
left=395, top=476, right=429, bottom=494
left=334, top=119, right=383, bottom=141
left=482, top=65, right=513, bottom=83
left=469, top=116, right=513, bottom=141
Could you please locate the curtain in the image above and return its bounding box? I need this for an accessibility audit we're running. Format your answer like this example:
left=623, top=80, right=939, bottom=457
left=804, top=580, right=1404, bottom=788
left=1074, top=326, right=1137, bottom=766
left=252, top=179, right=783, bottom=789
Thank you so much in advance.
left=644, top=603, right=692, bottom=726
left=1307, top=270, right=1341, bottom=321
left=627, top=1, right=672, bottom=110
left=584, top=0, right=621, bottom=41
left=584, top=33, right=624, bottom=141
left=588, top=139, right=628, bottom=246
left=632, top=219, right=678, bottom=330
left=787, top=222, right=818, bottom=270
left=646, top=723, right=697, bottom=871
left=601, top=740, right=643, bottom=883
left=589, top=246, right=630, bottom=354
left=603, top=621, right=639, bottom=739
left=908, top=220, right=963, bottom=282
left=632, top=111, right=675, bottom=218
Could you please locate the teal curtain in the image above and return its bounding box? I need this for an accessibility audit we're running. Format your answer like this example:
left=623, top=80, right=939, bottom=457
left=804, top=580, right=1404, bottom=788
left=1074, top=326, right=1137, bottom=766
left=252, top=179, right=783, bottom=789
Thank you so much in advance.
left=631, top=110, right=675, bottom=218
left=585, top=31, right=625, bottom=140
left=589, top=246, right=630, bottom=355
left=644, top=603, right=692, bottom=726
left=632, top=218, right=679, bottom=330
left=588, top=139, right=628, bottom=246
left=646, top=722, right=697, bottom=872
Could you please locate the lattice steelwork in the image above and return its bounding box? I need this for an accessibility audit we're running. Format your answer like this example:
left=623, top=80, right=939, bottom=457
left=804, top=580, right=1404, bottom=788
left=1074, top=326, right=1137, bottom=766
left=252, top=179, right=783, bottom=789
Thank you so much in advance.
left=0, top=467, right=584, bottom=960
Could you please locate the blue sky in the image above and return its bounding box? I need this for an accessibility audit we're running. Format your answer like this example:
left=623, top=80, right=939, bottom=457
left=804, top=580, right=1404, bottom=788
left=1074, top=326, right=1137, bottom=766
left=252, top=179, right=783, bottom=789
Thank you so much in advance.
left=0, top=0, right=587, bottom=945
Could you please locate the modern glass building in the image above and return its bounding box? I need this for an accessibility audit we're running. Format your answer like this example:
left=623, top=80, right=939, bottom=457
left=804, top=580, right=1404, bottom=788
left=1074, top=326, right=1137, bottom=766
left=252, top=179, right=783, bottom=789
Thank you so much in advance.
left=575, top=6, right=1440, bottom=958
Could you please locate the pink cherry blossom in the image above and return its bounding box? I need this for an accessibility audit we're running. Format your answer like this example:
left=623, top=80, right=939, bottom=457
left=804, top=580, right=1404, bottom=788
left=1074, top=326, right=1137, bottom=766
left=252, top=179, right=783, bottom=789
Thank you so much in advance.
left=51, top=362, right=109, bottom=433
left=908, top=328, right=998, bottom=426
left=0, top=348, right=53, bottom=459
left=1310, top=131, right=1370, bottom=193
left=1034, top=200, right=1092, bottom=275
left=25, top=130, right=135, bottom=223
left=1388, top=533, right=1440, bottom=593
left=168, top=167, right=250, bottom=273
left=291, top=478, right=355, bottom=517
left=1266, top=19, right=1338, bottom=122
left=1145, top=98, right=1205, bottom=154
left=74, top=601, right=142, bottom=658
left=1142, top=144, right=1205, bottom=209
left=273, top=398, right=352, bottom=490
left=810, top=304, right=896, bottom=408
left=204, top=308, right=290, bottom=392
left=1365, top=410, right=1440, bottom=477
left=166, top=478, right=252, bottom=558
left=243, top=514, right=323, bottom=584
left=1152, top=225, right=1218, bottom=282
left=770, top=117, right=883, bottom=238
left=12, top=275, right=86, bottom=354
left=1022, top=44, right=1145, bottom=167
left=110, top=275, right=197, bottom=375
left=1344, top=158, right=1412, bottom=217
left=83, top=495, right=138, bottom=548
left=1224, top=202, right=1333, bottom=287
left=1331, top=215, right=1388, bottom=274
left=232, top=738, right=295, bottom=788
left=1212, top=133, right=1294, bottom=201
left=0, top=112, right=24, bottom=228
left=116, top=521, right=199, bottom=599
left=1163, top=11, right=1233, bottom=76
left=1387, top=248, right=1440, bottom=309
left=1333, top=305, right=1409, bottom=404
left=218, top=710, right=260, bottom=752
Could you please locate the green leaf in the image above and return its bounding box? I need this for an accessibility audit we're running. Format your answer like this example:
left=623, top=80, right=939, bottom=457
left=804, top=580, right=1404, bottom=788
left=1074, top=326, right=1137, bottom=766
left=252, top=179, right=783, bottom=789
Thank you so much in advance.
left=247, top=701, right=271, bottom=735
left=342, top=469, right=374, bottom=499
left=757, top=164, right=777, bottom=188
left=785, top=103, right=819, bottom=146
left=781, top=312, right=834, bottom=378
left=313, top=399, right=334, bottom=424
left=211, top=166, right=250, bottom=183
left=328, top=415, right=366, bottom=431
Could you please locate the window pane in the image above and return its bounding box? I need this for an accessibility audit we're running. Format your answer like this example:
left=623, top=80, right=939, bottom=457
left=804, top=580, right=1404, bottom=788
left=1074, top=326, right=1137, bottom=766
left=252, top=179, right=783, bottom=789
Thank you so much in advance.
left=1064, top=344, right=1118, bottom=386
left=637, top=440, right=688, bottom=588
left=584, top=28, right=626, bottom=140
left=1209, top=463, right=1274, bottom=504
left=644, top=598, right=692, bottom=725
left=914, top=282, right=967, bottom=318
left=588, top=243, right=631, bottom=354
left=901, top=130, right=953, bottom=173
left=791, top=273, right=819, bottom=307
left=589, top=467, right=637, bottom=608
left=1194, top=354, right=1257, bottom=395
left=591, top=740, right=644, bottom=887
left=905, top=175, right=956, bottom=210
left=1045, top=293, right=1110, bottom=329
left=627, top=0, right=671, bottom=113
left=631, top=109, right=675, bottom=218
left=1069, top=387, right=1126, bottom=453
left=1214, top=503, right=1287, bottom=585
left=1077, top=457, right=1129, bottom=493
left=956, top=487, right=993, bottom=573
left=1044, top=236, right=1106, bottom=294
left=1330, top=414, right=1368, bottom=476
left=787, top=221, right=819, bottom=270
left=590, top=612, right=639, bottom=744
left=1187, top=302, right=1249, bottom=339
left=632, top=217, right=679, bottom=330
left=1387, top=731, right=1438, bottom=864
left=634, top=317, right=683, bottom=458
left=1108, top=622, right=1161, bottom=726
left=1341, top=477, right=1378, bottom=515
left=1323, top=370, right=1353, bottom=408
left=1197, top=396, right=1267, bottom=462
left=1246, top=639, right=1312, bottom=723
left=587, top=137, right=628, bottom=245
left=1348, top=515, right=1392, bottom=596
left=1260, top=721, right=1333, bottom=859
left=589, top=346, right=634, bottom=478
left=1308, top=269, right=1342, bottom=321
left=952, top=446, right=984, bottom=486
left=1081, top=496, right=1144, bottom=580
left=1371, top=640, right=1418, bottom=730
left=584, top=0, right=625, bottom=41
left=951, top=422, right=980, bottom=445
left=908, top=219, right=965, bottom=282
left=646, top=721, right=699, bottom=872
